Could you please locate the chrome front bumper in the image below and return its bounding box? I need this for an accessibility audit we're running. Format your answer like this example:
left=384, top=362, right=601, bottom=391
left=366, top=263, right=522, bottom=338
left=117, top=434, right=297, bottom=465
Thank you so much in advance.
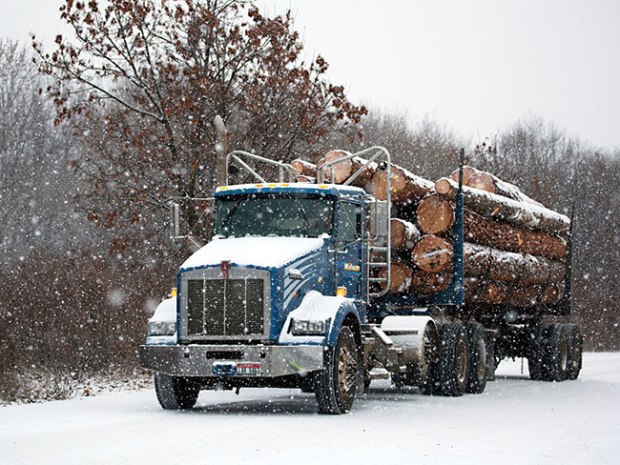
left=139, top=344, right=324, bottom=378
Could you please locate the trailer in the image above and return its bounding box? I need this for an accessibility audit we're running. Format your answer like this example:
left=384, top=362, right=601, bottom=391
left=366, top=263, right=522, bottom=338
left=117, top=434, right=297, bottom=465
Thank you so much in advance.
left=139, top=147, right=582, bottom=413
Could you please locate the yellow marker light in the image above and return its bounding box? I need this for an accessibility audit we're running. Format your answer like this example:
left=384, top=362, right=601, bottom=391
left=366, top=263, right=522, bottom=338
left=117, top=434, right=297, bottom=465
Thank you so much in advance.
left=281, top=183, right=289, bottom=187
left=255, top=183, right=264, bottom=188
left=336, top=287, right=347, bottom=297
left=169, top=288, right=178, bottom=298
left=217, top=186, right=228, bottom=192
left=267, top=183, right=276, bottom=187
left=318, top=184, right=329, bottom=189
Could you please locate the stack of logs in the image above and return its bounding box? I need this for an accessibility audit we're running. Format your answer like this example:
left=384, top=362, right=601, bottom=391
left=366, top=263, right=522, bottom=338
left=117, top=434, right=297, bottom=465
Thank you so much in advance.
left=290, top=154, right=570, bottom=308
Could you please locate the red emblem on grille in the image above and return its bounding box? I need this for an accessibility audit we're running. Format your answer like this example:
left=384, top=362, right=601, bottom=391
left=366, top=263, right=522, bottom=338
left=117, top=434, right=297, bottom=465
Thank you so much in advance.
left=221, top=260, right=230, bottom=279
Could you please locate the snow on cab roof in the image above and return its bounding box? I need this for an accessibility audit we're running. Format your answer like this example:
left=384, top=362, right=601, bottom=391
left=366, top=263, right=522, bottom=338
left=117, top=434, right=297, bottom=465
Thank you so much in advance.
left=214, top=182, right=365, bottom=197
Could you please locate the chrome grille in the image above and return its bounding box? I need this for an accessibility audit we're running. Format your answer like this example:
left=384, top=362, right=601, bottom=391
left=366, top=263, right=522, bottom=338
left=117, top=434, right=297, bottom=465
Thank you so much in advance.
left=186, top=278, right=265, bottom=338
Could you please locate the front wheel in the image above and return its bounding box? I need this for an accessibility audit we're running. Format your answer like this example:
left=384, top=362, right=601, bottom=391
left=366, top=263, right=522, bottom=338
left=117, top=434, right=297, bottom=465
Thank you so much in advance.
left=315, top=326, right=359, bottom=414
left=154, top=373, right=200, bottom=410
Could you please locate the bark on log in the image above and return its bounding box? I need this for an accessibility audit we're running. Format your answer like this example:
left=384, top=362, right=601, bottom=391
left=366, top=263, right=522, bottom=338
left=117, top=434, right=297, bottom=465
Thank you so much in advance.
left=371, top=164, right=434, bottom=203
left=295, top=175, right=315, bottom=183
left=435, top=177, right=570, bottom=235
left=322, top=150, right=377, bottom=189
left=449, top=166, right=478, bottom=185
left=411, top=269, right=452, bottom=294
left=416, top=194, right=455, bottom=235
left=378, top=261, right=413, bottom=294
left=290, top=159, right=317, bottom=178
left=465, top=170, right=543, bottom=206
left=411, top=235, right=454, bottom=273
left=411, top=240, right=566, bottom=285
left=390, top=218, right=421, bottom=252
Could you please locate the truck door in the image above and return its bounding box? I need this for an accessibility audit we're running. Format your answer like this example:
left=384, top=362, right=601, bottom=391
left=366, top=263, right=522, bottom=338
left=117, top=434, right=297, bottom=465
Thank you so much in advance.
left=335, top=200, right=363, bottom=299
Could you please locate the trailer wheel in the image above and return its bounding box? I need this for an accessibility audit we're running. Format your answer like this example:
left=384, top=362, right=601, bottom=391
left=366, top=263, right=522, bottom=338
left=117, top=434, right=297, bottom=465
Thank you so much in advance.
left=419, top=323, right=439, bottom=395
left=544, top=323, right=569, bottom=382
left=436, top=324, right=469, bottom=397
left=528, top=324, right=548, bottom=381
left=465, top=323, right=487, bottom=394
left=154, top=373, right=200, bottom=410
left=315, top=326, right=358, bottom=414
left=565, top=324, right=583, bottom=380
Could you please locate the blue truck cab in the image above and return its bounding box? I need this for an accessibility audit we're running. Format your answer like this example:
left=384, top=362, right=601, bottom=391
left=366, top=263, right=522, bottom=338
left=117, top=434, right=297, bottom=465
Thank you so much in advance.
left=141, top=179, right=377, bottom=413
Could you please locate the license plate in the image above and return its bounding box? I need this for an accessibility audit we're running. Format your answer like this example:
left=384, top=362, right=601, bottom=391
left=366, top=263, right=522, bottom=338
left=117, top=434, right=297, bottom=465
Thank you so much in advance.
left=236, top=362, right=262, bottom=376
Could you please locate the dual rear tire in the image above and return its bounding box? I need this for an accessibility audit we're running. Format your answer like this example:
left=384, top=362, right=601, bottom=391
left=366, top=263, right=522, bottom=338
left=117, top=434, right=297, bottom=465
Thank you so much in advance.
left=423, top=323, right=488, bottom=396
left=528, top=323, right=583, bottom=382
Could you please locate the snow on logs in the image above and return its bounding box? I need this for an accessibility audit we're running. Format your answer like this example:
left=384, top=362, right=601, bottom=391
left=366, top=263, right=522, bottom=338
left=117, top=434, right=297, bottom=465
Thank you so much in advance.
left=434, top=177, right=570, bottom=236
left=390, top=218, right=421, bottom=252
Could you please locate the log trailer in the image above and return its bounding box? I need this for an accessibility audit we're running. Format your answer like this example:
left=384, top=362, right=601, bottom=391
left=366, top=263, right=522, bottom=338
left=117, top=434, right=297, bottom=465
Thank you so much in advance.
left=139, top=147, right=582, bottom=413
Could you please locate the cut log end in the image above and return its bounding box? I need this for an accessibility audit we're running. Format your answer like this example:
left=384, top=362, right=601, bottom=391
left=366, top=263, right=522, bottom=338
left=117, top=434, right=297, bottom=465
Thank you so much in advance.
left=417, top=195, right=455, bottom=235
left=411, top=235, right=454, bottom=273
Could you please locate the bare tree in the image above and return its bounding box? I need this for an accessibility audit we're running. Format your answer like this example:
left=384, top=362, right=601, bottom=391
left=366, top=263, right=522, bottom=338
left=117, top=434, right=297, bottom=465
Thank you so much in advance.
left=33, top=0, right=367, bottom=251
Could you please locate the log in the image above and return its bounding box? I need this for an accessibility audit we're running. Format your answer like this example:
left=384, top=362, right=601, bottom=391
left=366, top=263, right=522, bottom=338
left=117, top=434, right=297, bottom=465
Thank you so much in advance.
left=540, top=282, right=565, bottom=305
left=418, top=197, right=567, bottom=260
left=295, top=175, right=315, bottom=183
left=411, top=240, right=566, bottom=285
left=390, top=218, right=421, bottom=252
left=435, top=177, right=570, bottom=235
left=449, top=165, right=478, bottom=185
left=465, top=170, right=543, bottom=207
left=378, top=261, right=413, bottom=294
left=411, top=269, right=452, bottom=294
left=416, top=194, right=455, bottom=235
left=290, top=159, right=317, bottom=178
left=322, top=150, right=377, bottom=189
left=371, top=164, right=434, bottom=204
left=411, top=235, right=454, bottom=273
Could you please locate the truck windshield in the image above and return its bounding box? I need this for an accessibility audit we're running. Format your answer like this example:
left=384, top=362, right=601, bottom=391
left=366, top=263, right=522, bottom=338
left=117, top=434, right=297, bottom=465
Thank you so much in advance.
left=214, top=193, right=334, bottom=238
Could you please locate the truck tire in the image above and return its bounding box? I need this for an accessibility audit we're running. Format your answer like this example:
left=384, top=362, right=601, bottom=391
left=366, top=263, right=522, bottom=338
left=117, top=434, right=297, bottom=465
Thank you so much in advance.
left=436, top=324, right=469, bottom=397
left=528, top=324, right=548, bottom=381
left=315, top=326, right=359, bottom=414
left=565, top=324, right=583, bottom=380
left=154, top=373, right=200, bottom=410
left=419, top=323, right=439, bottom=395
left=465, top=323, right=487, bottom=394
left=544, top=323, right=570, bottom=382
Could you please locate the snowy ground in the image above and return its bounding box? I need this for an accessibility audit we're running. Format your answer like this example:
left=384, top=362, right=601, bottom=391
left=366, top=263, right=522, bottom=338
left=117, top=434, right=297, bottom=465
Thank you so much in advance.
left=1, top=352, right=618, bottom=465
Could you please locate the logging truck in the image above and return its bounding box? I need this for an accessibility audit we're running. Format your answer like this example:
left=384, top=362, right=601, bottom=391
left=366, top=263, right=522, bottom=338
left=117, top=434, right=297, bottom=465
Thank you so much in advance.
left=139, top=147, right=582, bottom=413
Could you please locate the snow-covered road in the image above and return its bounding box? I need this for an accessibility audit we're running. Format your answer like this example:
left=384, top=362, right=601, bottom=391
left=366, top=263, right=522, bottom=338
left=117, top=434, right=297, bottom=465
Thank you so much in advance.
left=2, top=352, right=618, bottom=465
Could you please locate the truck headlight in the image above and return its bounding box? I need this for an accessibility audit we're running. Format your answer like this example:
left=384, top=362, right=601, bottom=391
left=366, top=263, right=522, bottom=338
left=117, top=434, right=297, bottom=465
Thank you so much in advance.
left=291, top=319, right=327, bottom=336
left=147, top=321, right=176, bottom=336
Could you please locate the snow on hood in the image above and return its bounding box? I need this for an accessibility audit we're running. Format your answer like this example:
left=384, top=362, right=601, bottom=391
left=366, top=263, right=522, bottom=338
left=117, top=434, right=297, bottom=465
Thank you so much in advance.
left=181, top=236, right=327, bottom=270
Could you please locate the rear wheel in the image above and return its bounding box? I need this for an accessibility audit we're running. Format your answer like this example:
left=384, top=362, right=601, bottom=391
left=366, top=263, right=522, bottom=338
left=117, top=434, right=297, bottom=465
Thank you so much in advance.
left=544, top=323, right=569, bottom=382
left=465, top=323, right=487, bottom=394
left=315, top=326, right=359, bottom=414
left=436, top=324, right=469, bottom=396
left=528, top=324, right=548, bottom=381
left=565, top=324, right=583, bottom=380
left=154, top=373, right=200, bottom=410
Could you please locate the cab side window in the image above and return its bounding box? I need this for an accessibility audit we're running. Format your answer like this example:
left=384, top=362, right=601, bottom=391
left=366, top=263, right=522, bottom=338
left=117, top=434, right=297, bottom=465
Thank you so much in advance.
left=337, top=202, right=361, bottom=245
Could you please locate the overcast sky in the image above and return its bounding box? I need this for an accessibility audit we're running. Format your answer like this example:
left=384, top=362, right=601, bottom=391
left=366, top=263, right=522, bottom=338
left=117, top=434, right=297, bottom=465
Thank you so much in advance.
left=3, top=0, right=619, bottom=150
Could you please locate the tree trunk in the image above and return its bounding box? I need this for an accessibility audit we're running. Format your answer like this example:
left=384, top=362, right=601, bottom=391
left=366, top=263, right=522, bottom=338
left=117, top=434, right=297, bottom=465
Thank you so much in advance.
left=290, top=159, right=317, bottom=177
left=411, top=235, right=454, bottom=273
left=411, top=269, right=452, bottom=294
left=390, top=218, right=421, bottom=252
left=449, top=165, right=478, bottom=185
left=371, top=164, right=433, bottom=203
left=435, top=177, right=570, bottom=235
left=378, top=260, right=413, bottom=294
left=416, top=194, right=455, bottom=235
left=321, top=150, right=377, bottom=189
